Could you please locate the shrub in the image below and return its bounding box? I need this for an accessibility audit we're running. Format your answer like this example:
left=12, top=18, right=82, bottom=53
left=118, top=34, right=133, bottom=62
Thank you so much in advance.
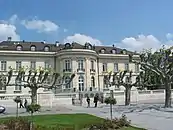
left=27, top=104, right=41, bottom=113
left=104, top=97, right=117, bottom=105
left=13, top=96, right=21, bottom=103
left=88, top=114, right=131, bottom=130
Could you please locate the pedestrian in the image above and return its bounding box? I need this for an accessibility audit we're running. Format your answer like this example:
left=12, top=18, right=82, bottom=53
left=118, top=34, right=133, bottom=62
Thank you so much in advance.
left=19, top=99, right=24, bottom=108
left=86, top=96, right=90, bottom=107
left=94, top=95, right=99, bottom=108
left=24, top=98, right=28, bottom=108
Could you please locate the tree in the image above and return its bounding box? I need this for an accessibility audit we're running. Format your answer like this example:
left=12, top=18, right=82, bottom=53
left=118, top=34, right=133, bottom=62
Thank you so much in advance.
left=129, top=47, right=173, bottom=107
left=138, top=71, right=163, bottom=90
left=0, top=66, right=75, bottom=104
left=104, top=71, right=139, bottom=106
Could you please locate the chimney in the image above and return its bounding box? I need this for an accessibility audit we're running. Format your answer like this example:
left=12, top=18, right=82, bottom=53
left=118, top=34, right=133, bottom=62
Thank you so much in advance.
left=55, top=41, right=59, bottom=46
left=7, top=37, right=12, bottom=41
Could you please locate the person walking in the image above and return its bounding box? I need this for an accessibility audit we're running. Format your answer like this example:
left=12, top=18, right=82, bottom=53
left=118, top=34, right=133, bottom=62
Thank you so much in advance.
left=86, top=96, right=90, bottom=107
left=24, top=98, right=28, bottom=108
left=19, top=99, right=24, bottom=108
left=94, top=95, right=99, bottom=108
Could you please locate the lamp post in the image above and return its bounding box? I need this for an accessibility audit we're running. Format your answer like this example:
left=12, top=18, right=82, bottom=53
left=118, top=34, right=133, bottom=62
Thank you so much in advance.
left=109, top=86, right=114, bottom=120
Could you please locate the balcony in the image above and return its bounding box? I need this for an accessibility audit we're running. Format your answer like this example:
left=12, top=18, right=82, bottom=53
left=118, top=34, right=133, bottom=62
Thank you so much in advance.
left=63, top=69, right=72, bottom=73
left=77, top=68, right=85, bottom=73
left=90, top=69, right=96, bottom=74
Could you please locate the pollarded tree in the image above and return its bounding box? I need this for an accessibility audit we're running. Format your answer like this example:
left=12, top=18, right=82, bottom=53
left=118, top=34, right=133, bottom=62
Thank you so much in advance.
left=138, top=70, right=163, bottom=90
left=129, top=47, right=173, bottom=107
left=104, top=71, right=139, bottom=106
left=0, top=66, right=75, bottom=104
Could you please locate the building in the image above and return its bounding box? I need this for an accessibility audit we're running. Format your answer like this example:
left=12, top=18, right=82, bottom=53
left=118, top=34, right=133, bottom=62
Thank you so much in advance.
left=0, top=37, right=140, bottom=94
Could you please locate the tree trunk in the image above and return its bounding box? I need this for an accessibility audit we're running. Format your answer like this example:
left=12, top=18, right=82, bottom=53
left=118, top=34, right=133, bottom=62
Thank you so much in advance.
left=125, top=87, right=131, bottom=106
left=31, top=88, right=37, bottom=104
left=165, top=82, right=172, bottom=108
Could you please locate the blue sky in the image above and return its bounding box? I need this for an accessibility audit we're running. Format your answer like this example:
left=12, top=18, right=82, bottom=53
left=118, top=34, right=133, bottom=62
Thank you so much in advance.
left=0, top=0, right=173, bottom=51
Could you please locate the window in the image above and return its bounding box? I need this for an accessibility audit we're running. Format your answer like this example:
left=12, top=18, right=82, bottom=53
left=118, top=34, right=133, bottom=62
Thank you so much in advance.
left=15, top=78, right=22, bottom=91
left=135, top=63, right=139, bottom=72
left=30, top=46, right=36, bottom=51
left=91, top=60, right=94, bottom=70
left=102, top=63, right=107, bottom=72
left=1, top=61, right=6, bottom=71
left=44, top=46, right=50, bottom=52
left=125, top=77, right=130, bottom=83
left=114, top=63, right=118, bottom=72
left=78, top=75, right=84, bottom=91
left=101, top=49, right=105, bottom=53
left=0, top=77, right=6, bottom=90
left=16, top=45, right=22, bottom=51
left=91, top=76, right=95, bottom=87
left=45, top=62, right=50, bottom=69
left=65, top=76, right=71, bottom=88
left=125, top=63, right=129, bottom=71
left=112, top=49, right=117, bottom=54
left=30, top=61, right=36, bottom=70
left=103, top=76, right=108, bottom=88
left=64, top=60, right=71, bottom=71
left=16, top=61, right=21, bottom=71
left=78, top=59, right=84, bottom=70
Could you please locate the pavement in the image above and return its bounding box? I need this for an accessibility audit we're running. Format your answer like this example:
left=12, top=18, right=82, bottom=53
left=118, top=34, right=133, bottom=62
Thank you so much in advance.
left=1, top=101, right=173, bottom=130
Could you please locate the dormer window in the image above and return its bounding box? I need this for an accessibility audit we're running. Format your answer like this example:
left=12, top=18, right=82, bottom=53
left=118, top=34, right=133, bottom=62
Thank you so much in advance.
left=100, top=49, right=105, bottom=53
left=112, top=49, right=117, bottom=54
left=16, top=45, right=22, bottom=51
left=85, top=42, right=92, bottom=49
left=65, top=43, right=71, bottom=49
left=30, top=45, right=36, bottom=51
left=44, top=46, right=50, bottom=52
left=121, top=49, right=127, bottom=54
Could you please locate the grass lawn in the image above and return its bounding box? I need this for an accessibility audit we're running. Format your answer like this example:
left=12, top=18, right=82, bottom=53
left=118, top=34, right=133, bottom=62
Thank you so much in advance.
left=0, top=113, right=145, bottom=130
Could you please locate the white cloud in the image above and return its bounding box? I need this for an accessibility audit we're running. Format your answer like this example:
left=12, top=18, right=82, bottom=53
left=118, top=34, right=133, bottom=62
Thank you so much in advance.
left=0, top=14, right=20, bottom=41
left=166, top=33, right=173, bottom=40
left=64, top=33, right=102, bottom=45
left=9, top=14, right=19, bottom=24
left=115, top=35, right=172, bottom=52
left=21, top=19, right=59, bottom=33
left=0, top=24, right=20, bottom=41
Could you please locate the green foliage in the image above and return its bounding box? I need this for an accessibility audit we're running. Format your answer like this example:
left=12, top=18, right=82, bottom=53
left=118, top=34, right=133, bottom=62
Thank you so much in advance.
left=88, top=114, right=131, bottom=130
left=0, top=117, right=30, bottom=130
left=13, top=96, right=21, bottom=104
left=104, top=97, right=117, bottom=105
left=27, top=104, right=41, bottom=113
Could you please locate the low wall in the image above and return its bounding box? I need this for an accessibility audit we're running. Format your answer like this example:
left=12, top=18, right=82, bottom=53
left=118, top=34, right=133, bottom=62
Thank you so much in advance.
left=0, top=89, right=173, bottom=107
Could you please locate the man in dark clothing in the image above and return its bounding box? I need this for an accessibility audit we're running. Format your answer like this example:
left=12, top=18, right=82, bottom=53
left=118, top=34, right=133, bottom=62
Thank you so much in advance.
left=94, top=95, right=99, bottom=107
left=86, top=96, right=90, bottom=107
left=19, top=99, right=24, bottom=108
left=24, top=99, right=28, bottom=108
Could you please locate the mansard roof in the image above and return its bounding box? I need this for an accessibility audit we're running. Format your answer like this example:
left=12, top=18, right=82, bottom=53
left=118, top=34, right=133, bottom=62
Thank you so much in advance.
left=0, top=40, right=137, bottom=55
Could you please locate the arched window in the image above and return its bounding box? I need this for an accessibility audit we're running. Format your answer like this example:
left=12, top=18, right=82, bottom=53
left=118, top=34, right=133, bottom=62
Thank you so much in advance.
left=91, top=76, right=95, bottom=87
left=44, top=46, right=50, bottom=52
left=30, top=45, right=36, bottom=51
left=65, top=76, right=71, bottom=88
left=100, top=49, right=105, bottom=53
left=103, top=76, right=108, bottom=88
left=16, top=45, right=22, bottom=51
left=78, top=75, right=84, bottom=91
left=125, top=77, right=130, bottom=83
left=112, top=49, right=117, bottom=54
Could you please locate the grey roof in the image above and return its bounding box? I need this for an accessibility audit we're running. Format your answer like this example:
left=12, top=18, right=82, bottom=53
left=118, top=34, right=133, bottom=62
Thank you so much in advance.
left=0, top=40, right=137, bottom=55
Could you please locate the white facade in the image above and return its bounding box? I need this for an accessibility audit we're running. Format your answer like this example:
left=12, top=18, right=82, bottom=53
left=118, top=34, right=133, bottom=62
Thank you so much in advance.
left=0, top=44, right=140, bottom=94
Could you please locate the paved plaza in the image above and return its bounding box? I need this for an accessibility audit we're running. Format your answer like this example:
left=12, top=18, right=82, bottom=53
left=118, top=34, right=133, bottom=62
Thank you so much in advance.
left=1, top=101, right=173, bottom=130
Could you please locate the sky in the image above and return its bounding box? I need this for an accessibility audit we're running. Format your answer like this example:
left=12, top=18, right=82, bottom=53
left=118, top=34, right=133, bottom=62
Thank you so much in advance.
left=0, top=0, right=173, bottom=52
